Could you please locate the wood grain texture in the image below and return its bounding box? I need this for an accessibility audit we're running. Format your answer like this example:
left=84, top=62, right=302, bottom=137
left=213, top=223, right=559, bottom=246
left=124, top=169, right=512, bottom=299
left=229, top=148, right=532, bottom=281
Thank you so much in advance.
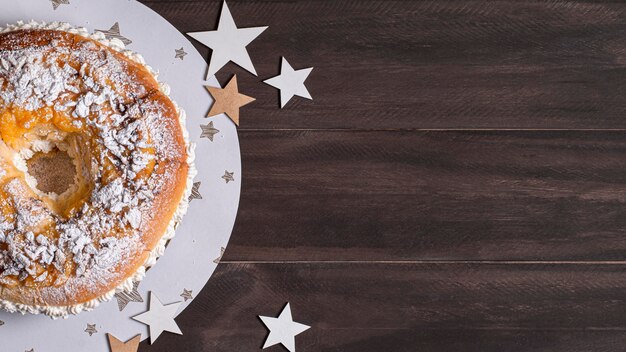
left=227, top=130, right=626, bottom=261
left=142, top=263, right=626, bottom=352
left=141, top=0, right=626, bottom=129
left=133, top=0, right=626, bottom=351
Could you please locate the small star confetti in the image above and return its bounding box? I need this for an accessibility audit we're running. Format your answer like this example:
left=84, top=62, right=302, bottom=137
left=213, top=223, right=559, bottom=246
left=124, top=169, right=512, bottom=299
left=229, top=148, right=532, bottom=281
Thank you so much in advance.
left=264, top=57, right=313, bottom=108
left=85, top=324, right=98, bottom=336
left=188, top=0, right=268, bottom=78
left=51, top=0, right=69, bottom=10
left=96, top=22, right=132, bottom=45
left=260, top=303, right=310, bottom=352
left=180, top=289, right=193, bottom=302
left=132, top=292, right=183, bottom=344
left=222, top=171, right=235, bottom=183
left=0, top=320, right=4, bottom=326
left=107, top=334, right=141, bottom=352
left=189, top=182, right=203, bottom=202
left=213, top=247, right=226, bottom=264
left=115, top=281, right=144, bottom=311
left=175, top=47, right=188, bottom=60
left=200, top=121, right=220, bottom=141
left=206, top=75, right=255, bottom=126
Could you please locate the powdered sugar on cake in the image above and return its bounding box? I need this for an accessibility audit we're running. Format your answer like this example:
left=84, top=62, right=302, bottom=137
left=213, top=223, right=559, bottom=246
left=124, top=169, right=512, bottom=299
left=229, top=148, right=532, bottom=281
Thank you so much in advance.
left=0, top=21, right=196, bottom=317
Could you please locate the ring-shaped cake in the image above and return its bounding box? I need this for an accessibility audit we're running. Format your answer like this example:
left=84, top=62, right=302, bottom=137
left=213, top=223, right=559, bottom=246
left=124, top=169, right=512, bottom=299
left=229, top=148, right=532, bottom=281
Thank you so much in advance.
left=0, top=22, right=195, bottom=318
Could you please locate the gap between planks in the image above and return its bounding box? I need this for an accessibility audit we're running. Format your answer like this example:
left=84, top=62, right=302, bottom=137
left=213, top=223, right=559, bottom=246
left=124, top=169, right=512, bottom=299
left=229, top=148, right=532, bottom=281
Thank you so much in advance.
left=220, top=260, right=626, bottom=265
left=238, top=128, right=626, bottom=132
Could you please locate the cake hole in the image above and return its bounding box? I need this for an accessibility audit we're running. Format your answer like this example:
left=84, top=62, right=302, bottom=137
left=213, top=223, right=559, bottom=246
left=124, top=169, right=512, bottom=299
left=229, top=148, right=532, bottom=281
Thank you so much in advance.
left=26, top=149, right=77, bottom=195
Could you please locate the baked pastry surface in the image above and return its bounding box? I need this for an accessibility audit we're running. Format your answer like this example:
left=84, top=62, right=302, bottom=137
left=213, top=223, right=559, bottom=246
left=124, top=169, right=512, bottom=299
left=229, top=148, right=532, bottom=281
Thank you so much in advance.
left=0, top=22, right=194, bottom=317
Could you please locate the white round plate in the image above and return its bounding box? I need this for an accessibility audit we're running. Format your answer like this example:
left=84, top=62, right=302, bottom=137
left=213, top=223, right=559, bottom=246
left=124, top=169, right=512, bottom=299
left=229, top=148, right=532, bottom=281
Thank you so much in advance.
left=0, top=0, right=241, bottom=351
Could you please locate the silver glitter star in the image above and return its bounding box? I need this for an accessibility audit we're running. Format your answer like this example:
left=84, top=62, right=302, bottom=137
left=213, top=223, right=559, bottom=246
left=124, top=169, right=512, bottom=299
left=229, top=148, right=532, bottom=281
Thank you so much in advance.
left=51, top=0, right=69, bottom=10
left=114, top=281, right=144, bottom=311
left=200, top=121, right=220, bottom=141
left=85, top=324, right=98, bottom=336
left=175, top=47, right=188, bottom=60
left=96, top=22, right=132, bottom=45
left=222, top=171, right=235, bottom=183
left=189, top=182, right=203, bottom=202
left=180, top=289, right=193, bottom=302
left=213, top=247, right=225, bottom=264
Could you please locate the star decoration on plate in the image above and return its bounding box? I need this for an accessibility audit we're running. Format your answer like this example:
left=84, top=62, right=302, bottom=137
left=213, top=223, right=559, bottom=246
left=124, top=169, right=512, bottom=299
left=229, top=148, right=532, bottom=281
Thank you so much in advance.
left=96, top=22, right=132, bottom=46
left=189, top=182, right=203, bottom=202
left=213, top=246, right=226, bottom=264
left=264, top=57, right=313, bottom=108
left=259, top=303, right=311, bottom=352
left=188, top=0, right=268, bottom=78
left=51, top=0, right=69, bottom=10
left=206, top=75, right=255, bottom=126
left=132, top=292, right=183, bottom=344
left=222, top=171, right=235, bottom=183
left=85, top=324, right=98, bottom=336
left=180, top=289, right=193, bottom=302
left=200, top=121, right=220, bottom=141
left=175, top=47, right=187, bottom=60
left=115, top=281, right=144, bottom=311
left=107, top=334, right=141, bottom=352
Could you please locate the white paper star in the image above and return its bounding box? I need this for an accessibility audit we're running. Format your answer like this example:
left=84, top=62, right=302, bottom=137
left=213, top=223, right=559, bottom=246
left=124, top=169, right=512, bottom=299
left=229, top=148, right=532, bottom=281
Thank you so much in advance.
left=188, top=0, right=267, bottom=78
left=132, top=292, right=182, bottom=344
left=264, top=57, right=313, bottom=108
left=259, top=303, right=310, bottom=352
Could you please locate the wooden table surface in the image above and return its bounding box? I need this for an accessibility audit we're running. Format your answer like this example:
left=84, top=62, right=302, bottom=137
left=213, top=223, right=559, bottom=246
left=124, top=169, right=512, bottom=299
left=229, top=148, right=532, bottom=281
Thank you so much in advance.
left=138, top=1, right=626, bottom=351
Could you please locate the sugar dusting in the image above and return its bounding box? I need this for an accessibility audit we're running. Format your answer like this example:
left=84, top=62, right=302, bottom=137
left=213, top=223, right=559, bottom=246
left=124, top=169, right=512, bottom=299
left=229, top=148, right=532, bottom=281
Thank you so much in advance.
left=0, top=22, right=195, bottom=317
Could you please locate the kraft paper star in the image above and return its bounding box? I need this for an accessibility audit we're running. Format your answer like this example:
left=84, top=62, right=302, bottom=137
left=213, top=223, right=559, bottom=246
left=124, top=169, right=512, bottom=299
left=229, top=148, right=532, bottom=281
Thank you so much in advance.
left=96, top=23, right=132, bottom=45
left=264, top=57, right=313, bottom=108
left=51, top=0, right=69, bottom=10
left=85, top=324, right=98, bottom=336
left=189, top=182, right=203, bottom=202
left=213, top=246, right=226, bottom=264
left=188, top=0, right=268, bottom=78
left=132, top=292, right=182, bottom=344
left=115, top=281, right=144, bottom=311
left=200, top=121, right=220, bottom=141
left=175, top=47, right=187, bottom=60
left=222, top=171, right=235, bottom=183
left=259, top=303, right=311, bottom=352
left=180, top=289, right=193, bottom=302
left=206, top=75, right=255, bottom=126
left=107, top=334, right=141, bottom=352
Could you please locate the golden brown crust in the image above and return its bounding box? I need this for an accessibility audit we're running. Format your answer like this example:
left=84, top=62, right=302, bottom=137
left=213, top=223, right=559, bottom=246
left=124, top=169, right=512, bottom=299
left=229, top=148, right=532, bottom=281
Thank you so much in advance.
left=0, top=29, right=189, bottom=308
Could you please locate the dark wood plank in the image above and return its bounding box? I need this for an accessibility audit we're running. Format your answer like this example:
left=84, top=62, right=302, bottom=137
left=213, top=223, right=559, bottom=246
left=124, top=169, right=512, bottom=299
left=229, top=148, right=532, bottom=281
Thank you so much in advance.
left=141, top=0, right=626, bottom=129
left=132, top=2, right=626, bottom=352
left=140, top=262, right=626, bottom=352
left=225, top=130, right=626, bottom=261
